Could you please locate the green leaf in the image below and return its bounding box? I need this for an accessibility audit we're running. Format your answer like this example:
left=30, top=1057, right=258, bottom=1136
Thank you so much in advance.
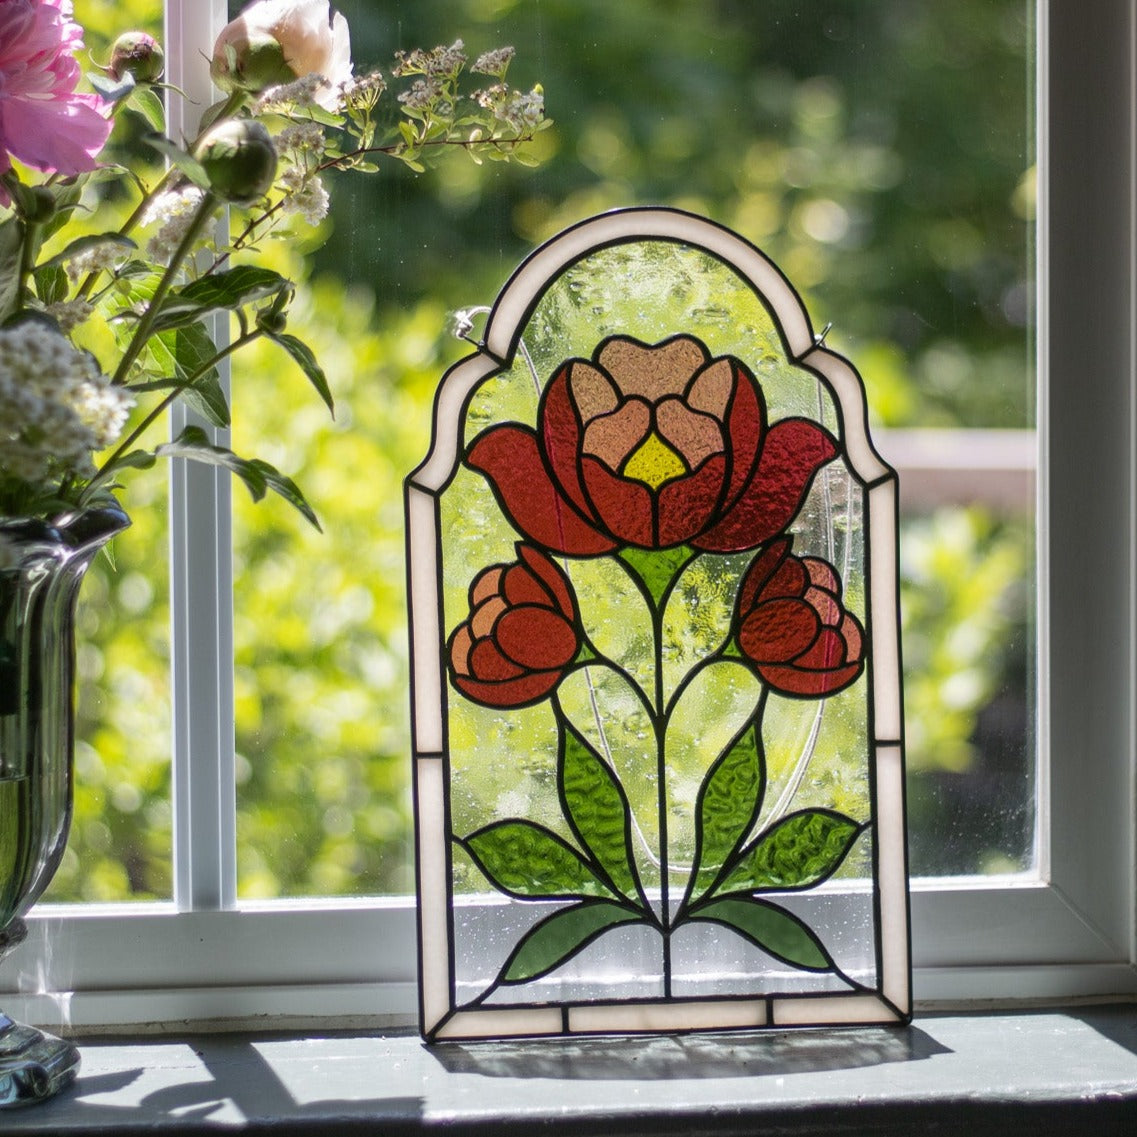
left=156, top=425, right=321, bottom=529
left=142, top=133, right=210, bottom=189
left=463, top=820, right=611, bottom=900
left=297, top=104, right=343, bottom=128
left=33, top=263, right=68, bottom=306
left=267, top=331, right=335, bottom=415
left=559, top=722, right=642, bottom=903
left=690, top=719, right=765, bottom=901
left=196, top=96, right=234, bottom=133
left=618, top=545, right=698, bottom=610
left=153, top=267, right=291, bottom=331
left=691, top=897, right=834, bottom=972
left=107, top=449, right=159, bottom=472
left=129, top=85, right=165, bottom=132
left=0, top=217, right=23, bottom=322
left=37, top=233, right=137, bottom=271
left=181, top=266, right=290, bottom=310
left=158, top=321, right=228, bottom=427
left=720, top=810, right=864, bottom=894
left=37, top=181, right=83, bottom=246
left=501, top=901, right=644, bottom=984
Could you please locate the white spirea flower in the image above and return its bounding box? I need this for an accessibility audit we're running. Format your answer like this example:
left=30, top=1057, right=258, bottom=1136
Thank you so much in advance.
left=476, top=85, right=544, bottom=131
left=398, top=76, right=446, bottom=112
left=65, top=241, right=128, bottom=283
left=279, top=167, right=329, bottom=225
left=339, top=69, right=385, bottom=107
left=0, top=322, right=134, bottom=493
left=277, top=120, right=326, bottom=157
left=394, top=39, right=465, bottom=79
left=141, top=184, right=207, bottom=263
left=45, top=299, right=95, bottom=332
left=504, top=88, right=544, bottom=130
left=253, top=72, right=327, bottom=112
left=472, top=46, right=514, bottom=77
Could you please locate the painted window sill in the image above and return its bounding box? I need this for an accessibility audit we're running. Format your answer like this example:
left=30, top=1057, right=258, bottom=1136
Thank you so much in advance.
left=4, top=1005, right=1137, bottom=1135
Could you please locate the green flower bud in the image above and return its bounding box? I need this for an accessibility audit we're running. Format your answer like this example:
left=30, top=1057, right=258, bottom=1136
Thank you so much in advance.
left=211, top=33, right=295, bottom=97
left=194, top=119, right=278, bottom=206
left=256, top=308, right=288, bottom=334
left=108, top=32, right=165, bottom=83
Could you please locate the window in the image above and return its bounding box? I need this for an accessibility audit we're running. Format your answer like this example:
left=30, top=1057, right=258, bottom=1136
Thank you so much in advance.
left=3, top=0, right=1134, bottom=1031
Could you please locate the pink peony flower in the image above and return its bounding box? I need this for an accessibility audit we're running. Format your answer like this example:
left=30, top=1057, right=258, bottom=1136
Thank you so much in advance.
left=0, top=0, right=111, bottom=196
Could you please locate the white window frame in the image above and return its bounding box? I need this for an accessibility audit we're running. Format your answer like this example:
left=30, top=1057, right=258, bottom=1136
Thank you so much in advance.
left=2, top=0, right=1134, bottom=1032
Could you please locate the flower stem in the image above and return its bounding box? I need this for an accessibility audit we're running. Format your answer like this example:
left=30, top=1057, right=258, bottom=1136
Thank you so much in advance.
left=85, top=330, right=259, bottom=502
left=15, top=218, right=39, bottom=313
left=111, top=190, right=219, bottom=387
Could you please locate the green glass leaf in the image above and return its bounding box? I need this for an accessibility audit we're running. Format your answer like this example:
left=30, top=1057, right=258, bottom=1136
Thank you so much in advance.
left=721, top=810, right=863, bottom=894
left=501, top=901, right=644, bottom=984
left=690, top=719, right=764, bottom=901
left=692, top=896, right=834, bottom=972
left=618, top=545, right=697, bottom=609
left=267, top=331, right=335, bottom=415
left=463, top=820, right=611, bottom=900
left=559, top=722, right=641, bottom=903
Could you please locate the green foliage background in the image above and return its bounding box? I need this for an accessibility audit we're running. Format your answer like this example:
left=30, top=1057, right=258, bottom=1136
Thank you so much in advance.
left=48, top=0, right=1034, bottom=900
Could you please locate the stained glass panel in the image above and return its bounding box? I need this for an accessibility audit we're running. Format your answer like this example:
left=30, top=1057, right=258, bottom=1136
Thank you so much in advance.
left=407, top=208, right=908, bottom=1040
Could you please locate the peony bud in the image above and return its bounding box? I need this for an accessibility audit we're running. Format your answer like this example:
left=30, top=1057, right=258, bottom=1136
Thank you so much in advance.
left=210, top=0, right=352, bottom=109
left=194, top=120, right=278, bottom=205
left=108, top=32, right=165, bottom=83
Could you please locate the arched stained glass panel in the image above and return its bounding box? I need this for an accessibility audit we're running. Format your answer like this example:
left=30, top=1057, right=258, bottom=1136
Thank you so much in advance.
left=406, top=208, right=909, bottom=1041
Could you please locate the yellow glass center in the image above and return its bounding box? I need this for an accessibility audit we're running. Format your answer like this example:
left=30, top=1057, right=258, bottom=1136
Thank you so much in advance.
left=622, top=430, right=688, bottom=490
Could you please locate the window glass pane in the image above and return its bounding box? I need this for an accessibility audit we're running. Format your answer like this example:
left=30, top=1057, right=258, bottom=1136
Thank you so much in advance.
left=47, top=466, right=173, bottom=901
left=231, top=0, right=1034, bottom=895
left=45, top=0, right=173, bottom=902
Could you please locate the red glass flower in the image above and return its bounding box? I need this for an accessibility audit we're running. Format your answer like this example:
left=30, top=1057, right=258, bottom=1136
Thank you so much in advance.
left=448, top=544, right=580, bottom=708
left=736, top=538, right=865, bottom=698
left=467, top=334, right=837, bottom=554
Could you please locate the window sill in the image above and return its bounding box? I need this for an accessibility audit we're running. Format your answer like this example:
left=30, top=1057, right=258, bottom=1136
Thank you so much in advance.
left=4, top=1005, right=1137, bottom=1135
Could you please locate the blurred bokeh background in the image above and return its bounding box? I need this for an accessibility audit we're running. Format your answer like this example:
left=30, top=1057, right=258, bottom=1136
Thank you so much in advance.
left=50, top=0, right=1036, bottom=901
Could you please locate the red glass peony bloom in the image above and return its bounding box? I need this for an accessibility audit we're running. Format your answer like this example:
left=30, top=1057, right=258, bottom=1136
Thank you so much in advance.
left=0, top=1, right=111, bottom=196
left=735, top=538, right=864, bottom=698
left=448, top=544, right=581, bottom=708
left=467, top=334, right=838, bottom=554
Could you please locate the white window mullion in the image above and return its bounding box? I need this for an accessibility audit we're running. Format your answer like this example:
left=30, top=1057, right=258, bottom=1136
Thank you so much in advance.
left=165, top=0, right=237, bottom=913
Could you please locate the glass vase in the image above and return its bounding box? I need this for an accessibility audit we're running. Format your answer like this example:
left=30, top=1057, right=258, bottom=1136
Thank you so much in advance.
left=0, top=507, right=129, bottom=1107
